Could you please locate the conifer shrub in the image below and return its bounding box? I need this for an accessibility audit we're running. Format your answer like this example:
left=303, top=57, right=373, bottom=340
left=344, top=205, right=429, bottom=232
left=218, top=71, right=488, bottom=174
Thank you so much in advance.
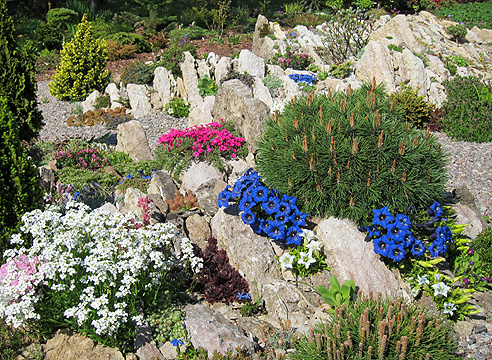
left=390, top=84, right=435, bottom=129
left=0, top=0, right=43, bottom=142
left=256, top=81, right=447, bottom=224
left=291, top=291, right=457, bottom=360
left=49, top=14, right=110, bottom=101
left=0, top=97, right=42, bottom=260
left=120, top=60, right=154, bottom=87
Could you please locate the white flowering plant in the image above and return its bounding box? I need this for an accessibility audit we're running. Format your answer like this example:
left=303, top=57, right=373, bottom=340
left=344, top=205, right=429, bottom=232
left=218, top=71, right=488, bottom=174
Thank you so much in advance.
left=0, top=201, right=202, bottom=351
left=277, top=230, right=329, bottom=278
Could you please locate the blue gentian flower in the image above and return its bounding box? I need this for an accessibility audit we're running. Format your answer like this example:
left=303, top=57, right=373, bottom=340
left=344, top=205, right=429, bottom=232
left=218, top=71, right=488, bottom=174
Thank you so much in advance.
left=262, top=196, right=280, bottom=215
left=252, top=186, right=269, bottom=202
left=281, top=194, right=297, bottom=206
left=289, top=208, right=308, bottom=227
left=427, top=241, right=441, bottom=258
left=251, top=218, right=264, bottom=235
left=241, top=210, right=256, bottom=225
left=373, top=235, right=391, bottom=256
left=402, top=232, right=417, bottom=248
left=429, top=201, right=444, bottom=218
left=276, top=201, right=291, bottom=217
left=171, top=338, right=184, bottom=346
left=237, top=292, right=245, bottom=299
left=239, top=196, right=256, bottom=212
left=365, top=225, right=381, bottom=238
left=435, top=226, right=452, bottom=243
left=395, top=214, right=412, bottom=230
left=268, top=220, right=286, bottom=241
left=386, top=223, right=409, bottom=243
left=388, top=242, right=406, bottom=262
left=372, top=207, right=395, bottom=227
left=285, top=225, right=303, bottom=246
left=218, top=186, right=232, bottom=208
left=275, top=213, right=288, bottom=224
left=261, top=220, right=274, bottom=235
left=73, top=191, right=81, bottom=201
left=410, top=239, right=426, bottom=257
left=243, top=293, right=251, bottom=300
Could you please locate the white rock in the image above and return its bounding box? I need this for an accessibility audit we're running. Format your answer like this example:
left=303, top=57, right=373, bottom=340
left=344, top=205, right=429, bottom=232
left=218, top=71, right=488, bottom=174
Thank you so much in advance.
left=238, top=49, right=265, bottom=79
left=126, top=84, right=152, bottom=118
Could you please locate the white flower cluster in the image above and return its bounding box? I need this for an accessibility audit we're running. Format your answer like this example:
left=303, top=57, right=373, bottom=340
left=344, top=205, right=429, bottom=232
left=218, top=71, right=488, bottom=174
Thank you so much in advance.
left=179, top=236, right=203, bottom=273
left=0, top=201, right=202, bottom=336
left=279, top=229, right=322, bottom=271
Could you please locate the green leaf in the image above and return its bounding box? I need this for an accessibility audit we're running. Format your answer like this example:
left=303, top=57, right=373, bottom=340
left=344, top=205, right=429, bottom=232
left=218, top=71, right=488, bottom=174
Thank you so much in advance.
left=335, top=292, right=343, bottom=306
left=322, top=294, right=337, bottom=306
left=317, top=285, right=330, bottom=297
left=329, top=275, right=341, bottom=292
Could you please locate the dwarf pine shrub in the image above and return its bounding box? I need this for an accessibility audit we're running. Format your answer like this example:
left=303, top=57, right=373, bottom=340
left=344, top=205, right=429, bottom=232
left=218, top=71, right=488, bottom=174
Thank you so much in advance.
left=391, top=84, right=434, bottom=129
left=49, top=14, right=110, bottom=101
left=291, top=291, right=457, bottom=360
left=256, top=81, right=447, bottom=224
left=0, top=0, right=43, bottom=141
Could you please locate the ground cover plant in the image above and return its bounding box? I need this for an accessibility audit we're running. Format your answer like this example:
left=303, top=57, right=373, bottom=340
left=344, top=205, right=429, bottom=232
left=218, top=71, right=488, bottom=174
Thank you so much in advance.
left=256, top=81, right=447, bottom=225
left=157, top=120, right=247, bottom=179
left=432, top=2, right=492, bottom=30
left=0, top=201, right=203, bottom=351
left=441, top=76, right=492, bottom=143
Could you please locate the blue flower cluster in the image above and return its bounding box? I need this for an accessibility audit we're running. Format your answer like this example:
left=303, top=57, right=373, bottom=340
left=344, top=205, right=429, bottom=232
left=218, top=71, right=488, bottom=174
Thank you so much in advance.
left=118, top=169, right=157, bottom=185
left=364, top=202, right=453, bottom=262
left=288, top=73, right=317, bottom=85
left=218, top=168, right=309, bottom=246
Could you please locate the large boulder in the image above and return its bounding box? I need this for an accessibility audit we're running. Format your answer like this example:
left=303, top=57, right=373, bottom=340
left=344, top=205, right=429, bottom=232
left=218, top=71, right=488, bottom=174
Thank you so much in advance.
left=180, top=51, right=203, bottom=108
left=185, top=304, right=258, bottom=358
left=127, top=84, right=152, bottom=118
left=213, top=79, right=270, bottom=153
left=370, top=14, right=423, bottom=54
left=317, top=217, right=410, bottom=300
left=153, top=66, right=176, bottom=108
left=115, top=120, right=153, bottom=161
left=105, top=83, right=123, bottom=109
left=180, top=162, right=223, bottom=193
left=44, top=331, right=124, bottom=360
left=355, top=41, right=396, bottom=93
left=187, top=95, right=215, bottom=127
left=238, top=49, right=265, bottom=79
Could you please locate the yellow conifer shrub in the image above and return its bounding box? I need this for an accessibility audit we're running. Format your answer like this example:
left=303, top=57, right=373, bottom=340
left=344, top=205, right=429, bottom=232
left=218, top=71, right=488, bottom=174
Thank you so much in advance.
left=49, top=14, right=110, bottom=101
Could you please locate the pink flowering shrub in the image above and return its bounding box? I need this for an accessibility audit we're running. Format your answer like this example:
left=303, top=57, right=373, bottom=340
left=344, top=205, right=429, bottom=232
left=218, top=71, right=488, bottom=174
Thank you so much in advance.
left=269, top=47, right=314, bottom=70
left=156, top=120, right=247, bottom=179
left=53, top=148, right=108, bottom=171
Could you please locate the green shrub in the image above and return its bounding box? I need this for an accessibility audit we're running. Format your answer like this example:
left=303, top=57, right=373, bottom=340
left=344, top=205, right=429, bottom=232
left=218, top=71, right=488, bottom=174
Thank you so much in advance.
left=256, top=81, right=447, bottom=224
left=390, top=84, right=434, bottom=129
left=106, top=32, right=151, bottom=53
left=0, top=97, right=43, bottom=261
left=120, top=60, right=154, bottom=87
left=284, top=13, right=330, bottom=28
left=441, top=76, right=492, bottom=142
left=446, top=24, right=467, bottom=43
left=153, top=42, right=199, bottom=78
left=0, top=0, right=43, bottom=142
left=49, top=15, right=110, bottom=101
left=46, top=7, right=78, bottom=28
left=106, top=40, right=137, bottom=61
left=329, top=61, right=353, bottom=79
left=36, top=21, right=64, bottom=50
left=315, top=8, right=372, bottom=64
left=57, top=167, right=117, bottom=192
left=448, top=55, right=469, bottom=67
left=164, top=97, right=190, bottom=118
left=387, top=43, right=403, bottom=52
left=471, top=226, right=492, bottom=277
left=168, top=26, right=212, bottom=41
left=291, top=291, right=457, bottom=360
left=263, top=75, right=283, bottom=89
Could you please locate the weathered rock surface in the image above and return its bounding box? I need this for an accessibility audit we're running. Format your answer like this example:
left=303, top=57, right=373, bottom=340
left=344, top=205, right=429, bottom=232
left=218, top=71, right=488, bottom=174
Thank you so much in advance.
left=116, top=120, right=153, bottom=161
left=127, top=84, right=152, bottom=118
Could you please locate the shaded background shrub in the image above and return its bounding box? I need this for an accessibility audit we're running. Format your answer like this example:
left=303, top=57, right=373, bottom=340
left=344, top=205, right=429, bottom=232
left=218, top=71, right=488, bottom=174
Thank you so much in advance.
left=256, top=82, right=447, bottom=224
left=441, top=76, right=492, bottom=143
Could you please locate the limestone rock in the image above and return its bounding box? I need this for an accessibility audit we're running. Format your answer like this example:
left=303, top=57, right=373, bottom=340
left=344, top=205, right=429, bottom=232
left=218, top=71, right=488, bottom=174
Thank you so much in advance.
left=317, top=217, right=409, bottom=299
left=135, top=342, right=164, bottom=360
left=451, top=204, right=483, bottom=239
left=185, top=213, right=211, bottom=249
left=185, top=304, right=258, bottom=358
left=116, top=120, right=153, bottom=161
left=187, top=95, right=215, bottom=127
left=105, top=83, right=123, bottom=109
left=253, top=77, right=273, bottom=109
left=147, top=169, right=178, bottom=201
left=370, top=14, right=422, bottom=53
left=153, top=66, right=176, bottom=108
left=238, top=49, right=265, bottom=79
left=194, top=178, right=226, bottom=216
left=355, top=41, right=395, bottom=93
left=252, top=15, right=271, bottom=59
left=180, top=51, right=202, bottom=108
left=81, top=90, right=101, bottom=113
left=44, top=331, right=124, bottom=360
left=127, top=84, right=152, bottom=118
left=180, top=161, right=223, bottom=193
left=213, top=79, right=270, bottom=153
left=215, top=56, right=231, bottom=84
left=121, top=187, right=163, bottom=224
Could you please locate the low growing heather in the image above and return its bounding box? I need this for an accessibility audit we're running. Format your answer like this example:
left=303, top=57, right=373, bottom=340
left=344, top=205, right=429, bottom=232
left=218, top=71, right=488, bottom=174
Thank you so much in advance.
left=157, top=120, right=247, bottom=179
left=441, top=76, right=492, bottom=142
left=0, top=201, right=202, bottom=351
left=269, top=47, right=314, bottom=70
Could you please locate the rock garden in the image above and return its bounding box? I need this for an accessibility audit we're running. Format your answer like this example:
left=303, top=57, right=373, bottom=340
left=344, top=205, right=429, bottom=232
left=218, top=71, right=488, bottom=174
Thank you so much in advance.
left=1, top=0, right=492, bottom=359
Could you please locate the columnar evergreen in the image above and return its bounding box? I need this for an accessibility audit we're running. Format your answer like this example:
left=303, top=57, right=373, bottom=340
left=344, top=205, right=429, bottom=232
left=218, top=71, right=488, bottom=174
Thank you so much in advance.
left=49, top=14, right=110, bottom=101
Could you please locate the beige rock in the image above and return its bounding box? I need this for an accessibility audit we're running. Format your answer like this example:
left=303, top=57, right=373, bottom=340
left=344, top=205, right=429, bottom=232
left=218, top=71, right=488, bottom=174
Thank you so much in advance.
left=116, top=120, right=153, bottom=162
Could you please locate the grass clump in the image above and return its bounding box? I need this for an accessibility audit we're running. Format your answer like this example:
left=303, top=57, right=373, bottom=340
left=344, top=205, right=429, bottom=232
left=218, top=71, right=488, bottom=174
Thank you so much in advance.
left=441, top=76, right=492, bottom=142
left=256, top=81, right=447, bottom=225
